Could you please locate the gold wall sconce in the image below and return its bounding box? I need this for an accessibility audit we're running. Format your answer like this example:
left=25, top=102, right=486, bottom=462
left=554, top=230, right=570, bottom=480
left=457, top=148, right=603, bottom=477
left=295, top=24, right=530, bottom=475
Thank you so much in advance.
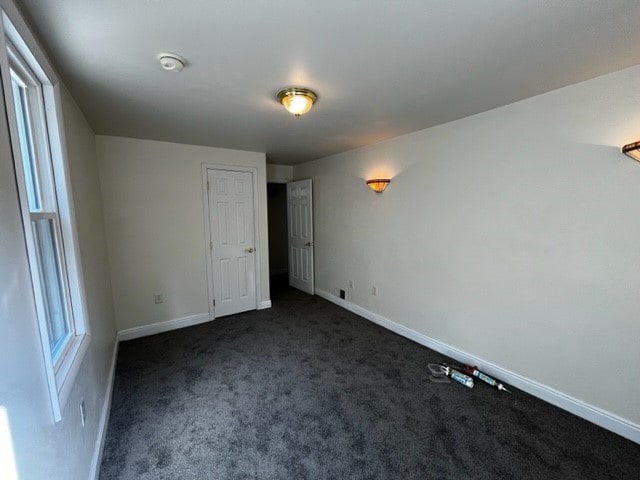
left=622, top=141, right=640, bottom=162
left=366, top=178, right=391, bottom=193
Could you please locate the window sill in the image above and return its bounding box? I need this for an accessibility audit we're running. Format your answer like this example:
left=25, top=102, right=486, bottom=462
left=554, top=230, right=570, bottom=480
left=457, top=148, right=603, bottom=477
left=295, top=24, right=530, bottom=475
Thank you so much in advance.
left=53, top=333, right=91, bottom=421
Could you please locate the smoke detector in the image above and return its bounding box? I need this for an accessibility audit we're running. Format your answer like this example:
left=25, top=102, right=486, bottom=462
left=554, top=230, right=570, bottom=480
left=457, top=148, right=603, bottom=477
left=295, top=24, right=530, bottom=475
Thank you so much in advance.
left=158, top=53, right=185, bottom=72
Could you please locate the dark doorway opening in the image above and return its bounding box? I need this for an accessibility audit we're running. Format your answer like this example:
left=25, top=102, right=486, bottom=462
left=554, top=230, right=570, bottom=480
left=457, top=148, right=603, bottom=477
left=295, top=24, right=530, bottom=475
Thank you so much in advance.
left=267, top=182, right=288, bottom=297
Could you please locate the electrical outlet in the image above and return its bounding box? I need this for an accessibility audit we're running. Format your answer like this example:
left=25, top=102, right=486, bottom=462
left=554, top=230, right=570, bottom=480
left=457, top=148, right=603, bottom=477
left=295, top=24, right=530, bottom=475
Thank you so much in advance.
left=79, top=398, right=86, bottom=427
left=154, top=293, right=163, bottom=304
left=348, top=280, right=354, bottom=289
left=372, top=286, right=378, bottom=296
left=339, top=289, right=346, bottom=299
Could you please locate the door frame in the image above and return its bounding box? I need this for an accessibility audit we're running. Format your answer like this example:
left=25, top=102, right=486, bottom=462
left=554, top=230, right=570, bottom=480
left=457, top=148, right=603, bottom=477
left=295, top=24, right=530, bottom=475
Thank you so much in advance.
left=201, top=163, right=262, bottom=319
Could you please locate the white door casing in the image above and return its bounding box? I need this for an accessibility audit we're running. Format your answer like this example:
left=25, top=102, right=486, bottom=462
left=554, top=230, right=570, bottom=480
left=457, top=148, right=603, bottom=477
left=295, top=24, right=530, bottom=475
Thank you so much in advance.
left=206, top=168, right=257, bottom=317
left=287, top=179, right=314, bottom=294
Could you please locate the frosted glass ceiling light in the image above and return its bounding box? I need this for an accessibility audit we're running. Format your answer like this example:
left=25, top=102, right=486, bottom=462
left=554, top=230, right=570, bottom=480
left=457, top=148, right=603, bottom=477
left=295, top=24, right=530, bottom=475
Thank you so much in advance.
left=277, top=87, right=317, bottom=117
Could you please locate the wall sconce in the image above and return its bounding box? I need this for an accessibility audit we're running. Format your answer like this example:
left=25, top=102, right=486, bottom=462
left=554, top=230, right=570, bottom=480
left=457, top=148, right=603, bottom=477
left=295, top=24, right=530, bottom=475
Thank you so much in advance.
left=622, top=141, right=640, bottom=162
left=366, top=178, right=391, bottom=193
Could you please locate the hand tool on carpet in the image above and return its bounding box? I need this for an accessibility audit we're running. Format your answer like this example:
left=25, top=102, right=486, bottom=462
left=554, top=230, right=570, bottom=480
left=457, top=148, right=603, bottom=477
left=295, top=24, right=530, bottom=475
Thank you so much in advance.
left=462, top=365, right=511, bottom=393
left=439, top=363, right=474, bottom=388
left=427, top=363, right=451, bottom=383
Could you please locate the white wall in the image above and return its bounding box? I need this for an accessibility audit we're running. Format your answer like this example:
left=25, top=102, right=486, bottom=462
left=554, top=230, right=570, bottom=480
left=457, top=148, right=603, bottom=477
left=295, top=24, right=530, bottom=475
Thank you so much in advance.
left=0, top=20, right=116, bottom=480
left=97, top=136, right=269, bottom=331
left=294, top=66, right=640, bottom=429
left=267, top=163, right=294, bottom=183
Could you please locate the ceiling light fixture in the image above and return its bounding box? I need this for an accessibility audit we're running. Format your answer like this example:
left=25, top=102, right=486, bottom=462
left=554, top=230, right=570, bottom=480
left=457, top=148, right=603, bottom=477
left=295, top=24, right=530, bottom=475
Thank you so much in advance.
left=366, top=178, right=391, bottom=193
left=622, top=141, right=640, bottom=162
left=276, top=87, right=317, bottom=117
left=158, top=53, right=185, bottom=72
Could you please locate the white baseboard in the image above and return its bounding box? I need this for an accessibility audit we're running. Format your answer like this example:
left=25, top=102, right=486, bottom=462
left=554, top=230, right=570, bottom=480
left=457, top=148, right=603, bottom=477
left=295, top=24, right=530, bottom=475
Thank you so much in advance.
left=89, top=335, right=119, bottom=480
left=315, top=288, right=640, bottom=444
left=258, top=300, right=272, bottom=310
left=117, top=313, right=211, bottom=341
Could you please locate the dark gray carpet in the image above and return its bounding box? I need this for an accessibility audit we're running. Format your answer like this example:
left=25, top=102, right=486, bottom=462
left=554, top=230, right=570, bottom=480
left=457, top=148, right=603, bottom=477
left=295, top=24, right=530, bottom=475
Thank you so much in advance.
left=100, top=284, right=640, bottom=480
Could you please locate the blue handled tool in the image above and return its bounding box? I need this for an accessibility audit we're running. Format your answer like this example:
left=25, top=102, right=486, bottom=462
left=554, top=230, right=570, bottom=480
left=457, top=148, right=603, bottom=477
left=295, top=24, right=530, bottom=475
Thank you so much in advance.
left=463, top=365, right=511, bottom=393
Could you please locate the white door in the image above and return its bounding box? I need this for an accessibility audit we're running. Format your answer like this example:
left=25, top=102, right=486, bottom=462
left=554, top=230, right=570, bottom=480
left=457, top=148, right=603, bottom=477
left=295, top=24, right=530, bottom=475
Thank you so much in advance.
left=207, top=169, right=257, bottom=317
left=287, top=179, right=314, bottom=294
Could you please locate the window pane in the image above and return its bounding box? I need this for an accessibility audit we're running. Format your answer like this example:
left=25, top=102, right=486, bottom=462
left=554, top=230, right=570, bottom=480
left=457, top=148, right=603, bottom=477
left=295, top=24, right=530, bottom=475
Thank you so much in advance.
left=32, top=217, right=70, bottom=359
left=11, top=76, right=41, bottom=211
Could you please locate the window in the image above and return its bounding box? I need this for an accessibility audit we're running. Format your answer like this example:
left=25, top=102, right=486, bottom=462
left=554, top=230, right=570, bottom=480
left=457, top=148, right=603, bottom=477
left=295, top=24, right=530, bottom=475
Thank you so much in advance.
left=2, top=13, right=89, bottom=421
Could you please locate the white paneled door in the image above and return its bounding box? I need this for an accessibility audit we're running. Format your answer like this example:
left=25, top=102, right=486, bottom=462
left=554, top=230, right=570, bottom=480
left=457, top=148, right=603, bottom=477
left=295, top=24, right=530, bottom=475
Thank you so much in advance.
left=287, top=179, right=314, bottom=294
left=207, top=169, right=257, bottom=317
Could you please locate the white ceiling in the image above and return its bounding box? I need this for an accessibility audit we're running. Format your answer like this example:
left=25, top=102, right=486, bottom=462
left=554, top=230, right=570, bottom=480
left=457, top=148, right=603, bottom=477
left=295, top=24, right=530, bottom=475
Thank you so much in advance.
left=17, top=0, right=640, bottom=165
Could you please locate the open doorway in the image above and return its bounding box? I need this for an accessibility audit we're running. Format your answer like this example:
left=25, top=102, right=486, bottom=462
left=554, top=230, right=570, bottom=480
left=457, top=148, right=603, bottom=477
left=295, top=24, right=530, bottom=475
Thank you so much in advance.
left=267, top=182, right=288, bottom=298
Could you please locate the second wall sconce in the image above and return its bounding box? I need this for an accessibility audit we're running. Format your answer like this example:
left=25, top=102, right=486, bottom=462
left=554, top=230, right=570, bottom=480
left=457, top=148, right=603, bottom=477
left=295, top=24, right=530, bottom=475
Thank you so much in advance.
left=622, top=141, right=640, bottom=161
left=366, top=178, right=391, bottom=193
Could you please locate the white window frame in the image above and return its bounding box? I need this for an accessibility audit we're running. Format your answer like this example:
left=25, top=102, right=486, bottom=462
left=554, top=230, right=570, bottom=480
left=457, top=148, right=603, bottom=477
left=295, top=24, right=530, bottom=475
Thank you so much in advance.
left=0, top=9, right=90, bottom=422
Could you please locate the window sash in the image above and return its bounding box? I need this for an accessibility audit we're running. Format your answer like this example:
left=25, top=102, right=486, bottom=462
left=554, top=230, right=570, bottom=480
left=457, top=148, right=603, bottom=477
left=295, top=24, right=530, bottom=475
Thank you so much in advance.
left=30, top=214, right=74, bottom=367
left=10, top=73, right=41, bottom=210
left=7, top=41, right=55, bottom=213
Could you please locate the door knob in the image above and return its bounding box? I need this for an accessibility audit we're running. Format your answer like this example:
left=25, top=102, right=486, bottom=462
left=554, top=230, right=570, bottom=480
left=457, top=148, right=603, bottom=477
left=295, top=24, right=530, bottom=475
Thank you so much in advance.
left=305, top=242, right=313, bottom=247
left=245, top=247, right=255, bottom=253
